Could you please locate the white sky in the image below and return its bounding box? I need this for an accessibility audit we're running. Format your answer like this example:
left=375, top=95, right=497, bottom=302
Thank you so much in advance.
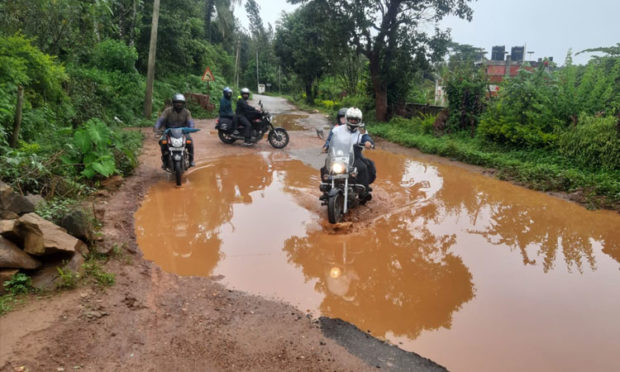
left=237, top=0, right=620, bottom=65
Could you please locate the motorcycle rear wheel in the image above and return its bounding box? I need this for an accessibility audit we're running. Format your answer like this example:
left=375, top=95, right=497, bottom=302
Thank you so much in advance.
left=327, top=192, right=344, bottom=224
left=218, top=130, right=236, bottom=144
left=268, top=128, right=289, bottom=149
left=174, top=160, right=182, bottom=186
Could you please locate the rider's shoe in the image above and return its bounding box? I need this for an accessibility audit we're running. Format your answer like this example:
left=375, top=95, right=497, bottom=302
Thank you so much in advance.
left=232, top=130, right=240, bottom=135
left=190, top=161, right=196, bottom=167
left=242, top=141, right=254, bottom=146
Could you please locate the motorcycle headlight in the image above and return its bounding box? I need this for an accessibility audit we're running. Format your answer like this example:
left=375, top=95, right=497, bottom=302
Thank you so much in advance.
left=331, top=162, right=346, bottom=174
left=170, top=137, right=184, bottom=147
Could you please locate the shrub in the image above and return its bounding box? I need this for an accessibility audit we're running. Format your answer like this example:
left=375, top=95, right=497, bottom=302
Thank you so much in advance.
left=445, top=66, right=487, bottom=134
left=92, top=40, right=138, bottom=73
left=3, top=273, right=32, bottom=295
left=558, top=114, right=620, bottom=171
left=478, top=67, right=563, bottom=148
left=62, top=118, right=141, bottom=179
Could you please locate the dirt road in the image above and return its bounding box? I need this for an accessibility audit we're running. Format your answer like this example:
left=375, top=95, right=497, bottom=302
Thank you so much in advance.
left=0, top=97, right=443, bottom=372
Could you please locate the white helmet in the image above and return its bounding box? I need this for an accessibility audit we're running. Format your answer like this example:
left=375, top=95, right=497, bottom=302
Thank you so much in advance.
left=345, top=107, right=363, bottom=131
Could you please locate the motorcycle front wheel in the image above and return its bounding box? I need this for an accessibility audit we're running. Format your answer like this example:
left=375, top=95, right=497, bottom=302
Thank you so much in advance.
left=268, top=128, right=289, bottom=149
left=174, top=160, right=182, bottom=186
left=218, top=130, right=236, bottom=144
left=327, top=192, right=344, bottom=224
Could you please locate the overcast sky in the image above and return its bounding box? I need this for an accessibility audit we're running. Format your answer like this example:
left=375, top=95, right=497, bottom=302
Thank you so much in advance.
left=237, top=0, right=620, bottom=65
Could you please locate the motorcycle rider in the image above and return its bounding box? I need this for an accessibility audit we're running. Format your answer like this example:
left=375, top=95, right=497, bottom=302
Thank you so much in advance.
left=322, top=107, right=348, bottom=152
left=154, top=93, right=196, bottom=167
left=219, top=87, right=234, bottom=119
left=235, top=87, right=262, bottom=146
left=323, top=107, right=375, bottom=200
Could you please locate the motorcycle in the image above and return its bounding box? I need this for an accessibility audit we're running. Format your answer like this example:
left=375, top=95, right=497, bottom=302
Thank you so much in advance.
left=215, top=100, right=289, bottom=149
left=319, top=128, right=373, bottom=223
left=159, top=127, right=200, bottom=186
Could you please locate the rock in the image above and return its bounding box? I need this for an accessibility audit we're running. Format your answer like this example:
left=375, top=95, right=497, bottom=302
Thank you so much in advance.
left=24, top=193, right=46, bottom=209
left=101, top=175, right=123, bottom=191
left=0, top=268, right=19, bottom=295
left=15, top=213, right=88, bottom=257
left=59, top=209, right=94, bottom=243
left=0, top=219, right=21, bottom=245
left=0, top=236, right=41, bottom=269
left=0, top=181, right=35, bottom=216
left=31, top=253, right=85, bottom=291
left=0, top=210, right=18, bottom=219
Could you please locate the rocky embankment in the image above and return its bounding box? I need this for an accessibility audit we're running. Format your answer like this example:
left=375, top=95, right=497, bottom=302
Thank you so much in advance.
left=0, top=181, right=94, bottom=292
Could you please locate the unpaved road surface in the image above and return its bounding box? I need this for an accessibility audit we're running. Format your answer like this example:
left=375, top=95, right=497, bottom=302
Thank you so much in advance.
left=0, top=96, right=443, bottom=371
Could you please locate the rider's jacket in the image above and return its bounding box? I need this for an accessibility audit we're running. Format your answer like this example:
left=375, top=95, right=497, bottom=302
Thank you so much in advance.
left=236, top=98, right=261, bottom=120
left=326, top=124, right=374, bottom=159
left=219, top=96, right=233, bottom=118
left=154, top=107, right=195, bottom=129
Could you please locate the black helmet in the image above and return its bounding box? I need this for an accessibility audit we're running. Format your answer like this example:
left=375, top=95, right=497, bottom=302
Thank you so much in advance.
left=336, top=108, right=348, bottom=125
left=172, top=93, right=186, bottom=103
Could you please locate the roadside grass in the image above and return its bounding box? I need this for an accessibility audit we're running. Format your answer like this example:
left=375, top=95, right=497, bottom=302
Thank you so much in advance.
left=368, top=120, right=620, bottom=209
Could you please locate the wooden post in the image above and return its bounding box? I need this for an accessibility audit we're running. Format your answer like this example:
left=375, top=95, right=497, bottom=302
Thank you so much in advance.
left=143, top=0, right=160, bottom=119
left=10, top=86, right=23, bottom=148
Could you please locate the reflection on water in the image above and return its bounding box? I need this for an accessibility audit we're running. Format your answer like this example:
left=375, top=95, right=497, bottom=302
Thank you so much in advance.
left=271, top=113, right=309, bottom=131
left=135, top=150, right=620, bottom=372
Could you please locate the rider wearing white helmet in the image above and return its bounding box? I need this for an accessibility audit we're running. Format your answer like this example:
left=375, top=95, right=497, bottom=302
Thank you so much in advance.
left=322, top=107, right=376, bottom=199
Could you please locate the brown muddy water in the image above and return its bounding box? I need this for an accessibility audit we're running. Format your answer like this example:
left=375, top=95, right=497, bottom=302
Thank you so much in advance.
left=271, top=113, right=309, bottom=131
left=135, top=150, right=620, bottom=372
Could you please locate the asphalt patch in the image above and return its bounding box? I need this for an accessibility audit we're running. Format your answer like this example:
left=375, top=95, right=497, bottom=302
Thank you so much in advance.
left=319, top=317, right=448, bottom=371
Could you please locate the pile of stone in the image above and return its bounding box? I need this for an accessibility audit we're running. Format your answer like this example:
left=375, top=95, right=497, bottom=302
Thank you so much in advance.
left=1, top=181, right=93, bottom=293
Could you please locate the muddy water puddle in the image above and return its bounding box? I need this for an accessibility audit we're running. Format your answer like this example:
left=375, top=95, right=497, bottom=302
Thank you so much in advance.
left=135, top=151, right=620, bottom=372
left=272, top=113, right=309, bottom=131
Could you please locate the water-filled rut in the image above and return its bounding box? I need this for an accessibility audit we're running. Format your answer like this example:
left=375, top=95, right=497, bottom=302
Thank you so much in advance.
left=135, top=148, right=620, bottom=372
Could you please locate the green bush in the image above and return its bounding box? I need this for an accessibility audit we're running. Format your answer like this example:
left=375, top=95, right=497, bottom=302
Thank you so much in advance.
left=444, top=66, right=487, bottom=133
left=63, top=118, right=141, bottom=179
left=558, top=114, right=620, bottom=171
left=92, top=40, right=138, bottom=73
left=3, top=273, right=32, bottom=295
left=478, top=67, right=563, bottom=148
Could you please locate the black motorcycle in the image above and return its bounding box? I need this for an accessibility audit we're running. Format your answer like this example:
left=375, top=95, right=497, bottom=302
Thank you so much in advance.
left=215, top=101, right=289, bottom=149
left=160, top=127, right=199, bottom=186
left=319, top=130, right=373, bottom=223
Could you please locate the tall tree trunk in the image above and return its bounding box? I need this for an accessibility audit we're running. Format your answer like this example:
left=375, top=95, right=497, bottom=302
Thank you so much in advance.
left=369, top=53, right=388, bottom=121
left=205, top=0, right=215, bottom=42
left=128, top=0, right=138, bottom=47
left=304, top=80, right=314, bottom=104
left=144, top=0, right=160, bottom=119
left=10, top=86, right=24, bottom=148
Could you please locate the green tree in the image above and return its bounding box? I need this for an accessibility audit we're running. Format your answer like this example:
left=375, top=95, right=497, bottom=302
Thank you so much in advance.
left=292, top=0, right=474, bottom=121
left=274, top=3, right=330, bottom=103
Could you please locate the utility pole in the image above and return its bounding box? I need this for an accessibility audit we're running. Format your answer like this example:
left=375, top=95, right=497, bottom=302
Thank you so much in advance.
left=143, top=0, right=160, bottom=118
left=234, top=37, right=240, bottom=89
left=256, top=50, right=259, bottom=92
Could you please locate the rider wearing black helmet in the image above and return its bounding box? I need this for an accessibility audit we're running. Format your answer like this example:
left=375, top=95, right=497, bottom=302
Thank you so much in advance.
left=219, top=87, right=234, bottom=119
left=154, top=93, right=196, bottom=167
left=235, top=87, right=262, bottom=146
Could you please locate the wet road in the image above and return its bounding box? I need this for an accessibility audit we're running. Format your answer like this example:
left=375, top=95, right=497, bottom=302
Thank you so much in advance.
left=135, top=96, right=620, bottom=372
